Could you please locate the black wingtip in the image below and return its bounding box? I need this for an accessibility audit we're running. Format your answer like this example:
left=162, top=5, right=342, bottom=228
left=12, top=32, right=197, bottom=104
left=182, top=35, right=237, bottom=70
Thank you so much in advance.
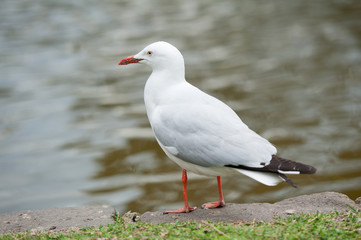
left=308, top=165, right=317, bottom=174
left=271, top=155, right=317, bottom=174
left=278, top=173, right=298, bottom=188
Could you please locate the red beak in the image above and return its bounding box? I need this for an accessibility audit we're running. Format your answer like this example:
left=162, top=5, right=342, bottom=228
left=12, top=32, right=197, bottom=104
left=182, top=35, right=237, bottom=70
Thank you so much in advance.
left=118, top=56, right=143, bottom=65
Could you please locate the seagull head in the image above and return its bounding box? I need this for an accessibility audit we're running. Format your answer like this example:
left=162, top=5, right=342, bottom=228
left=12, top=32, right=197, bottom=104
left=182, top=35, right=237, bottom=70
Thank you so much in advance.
left=119, top=41, right=185, bottom=75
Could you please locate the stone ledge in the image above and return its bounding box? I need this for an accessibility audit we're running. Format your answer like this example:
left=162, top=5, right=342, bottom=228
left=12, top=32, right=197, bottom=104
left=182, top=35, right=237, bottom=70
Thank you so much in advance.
left=140, top=192, right=361, bottom=224
left=0, top=205, right=115, bottom=234
left=0, top=192, right=359, bottom=234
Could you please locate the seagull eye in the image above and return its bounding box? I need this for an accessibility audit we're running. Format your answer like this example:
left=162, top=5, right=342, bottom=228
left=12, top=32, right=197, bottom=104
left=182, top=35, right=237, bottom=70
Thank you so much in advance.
left=147, top=51, right=153, bottom=56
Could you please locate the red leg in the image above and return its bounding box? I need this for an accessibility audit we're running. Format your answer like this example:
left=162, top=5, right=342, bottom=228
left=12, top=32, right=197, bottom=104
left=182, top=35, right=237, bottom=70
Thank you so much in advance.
left=201, top=176, right=226, bottom=209
left=163, top=169, right=197, bottom=214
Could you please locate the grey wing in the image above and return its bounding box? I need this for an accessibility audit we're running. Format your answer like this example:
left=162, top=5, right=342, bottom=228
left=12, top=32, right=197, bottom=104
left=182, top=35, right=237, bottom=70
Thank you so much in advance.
left=150, top=103, right=276, bottom=168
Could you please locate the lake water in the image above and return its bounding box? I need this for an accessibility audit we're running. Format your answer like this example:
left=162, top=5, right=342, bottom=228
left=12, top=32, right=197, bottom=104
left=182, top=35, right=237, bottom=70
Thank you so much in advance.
left=0, top=0, right=360, bottom=214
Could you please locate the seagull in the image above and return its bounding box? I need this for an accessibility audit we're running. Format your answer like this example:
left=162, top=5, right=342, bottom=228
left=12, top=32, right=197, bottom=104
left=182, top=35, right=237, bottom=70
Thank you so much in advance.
left=118, top=41, right=316, bottom=213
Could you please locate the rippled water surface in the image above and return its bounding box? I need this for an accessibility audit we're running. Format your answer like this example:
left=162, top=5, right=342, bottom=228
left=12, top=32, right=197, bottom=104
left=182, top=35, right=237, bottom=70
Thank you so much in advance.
left=1, top=0, right=360, bottom=213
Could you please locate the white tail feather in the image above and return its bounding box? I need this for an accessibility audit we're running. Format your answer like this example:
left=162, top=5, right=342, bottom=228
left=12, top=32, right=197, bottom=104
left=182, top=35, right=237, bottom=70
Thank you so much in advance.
left=278, top=170, right=300, bottom=175
left=235, top=169, right=282, bottom=186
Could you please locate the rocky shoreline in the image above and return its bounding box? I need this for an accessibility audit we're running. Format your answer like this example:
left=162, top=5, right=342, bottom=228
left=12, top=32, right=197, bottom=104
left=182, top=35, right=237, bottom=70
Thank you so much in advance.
left=0, top=192, right=360, bottom=234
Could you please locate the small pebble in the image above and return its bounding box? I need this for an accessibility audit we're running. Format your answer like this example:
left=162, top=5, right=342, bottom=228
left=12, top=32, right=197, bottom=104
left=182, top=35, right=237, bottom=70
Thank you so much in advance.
left=285, top=209, right=296, bottom=214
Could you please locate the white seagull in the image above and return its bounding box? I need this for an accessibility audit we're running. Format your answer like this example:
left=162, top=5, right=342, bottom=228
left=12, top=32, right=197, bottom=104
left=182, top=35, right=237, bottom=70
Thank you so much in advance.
left=118, top=41, right=316, bottom=213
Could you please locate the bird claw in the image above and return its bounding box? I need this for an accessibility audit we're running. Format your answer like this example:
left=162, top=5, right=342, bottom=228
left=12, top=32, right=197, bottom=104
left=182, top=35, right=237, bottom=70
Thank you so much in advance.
left=163, top=206, right=197, bottom=214
left=201, top=201, right=225, bottom=209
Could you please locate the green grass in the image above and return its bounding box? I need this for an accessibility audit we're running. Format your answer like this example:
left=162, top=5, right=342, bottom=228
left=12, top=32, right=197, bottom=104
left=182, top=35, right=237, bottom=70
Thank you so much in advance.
left=1, top=210, right=360, bottom=240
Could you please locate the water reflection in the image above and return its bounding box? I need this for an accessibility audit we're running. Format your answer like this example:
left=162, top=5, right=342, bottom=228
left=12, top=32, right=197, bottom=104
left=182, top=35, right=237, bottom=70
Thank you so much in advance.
left=0, top=0, right=360, bottom=213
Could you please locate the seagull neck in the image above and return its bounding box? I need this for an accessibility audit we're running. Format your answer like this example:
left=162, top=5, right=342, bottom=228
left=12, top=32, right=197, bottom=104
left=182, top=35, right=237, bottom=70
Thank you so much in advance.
left=149, top=68, right=185, bottom=85
left=144, top=69, right=186, bottom=115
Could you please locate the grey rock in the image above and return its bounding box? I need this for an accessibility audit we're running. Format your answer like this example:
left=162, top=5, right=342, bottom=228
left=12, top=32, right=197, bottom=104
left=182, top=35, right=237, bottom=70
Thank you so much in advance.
left=0, top=205, right=114, bottom=234
left=1, top=192, right=359, bottom=234
left=140, top=192, right=360, bottom=224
